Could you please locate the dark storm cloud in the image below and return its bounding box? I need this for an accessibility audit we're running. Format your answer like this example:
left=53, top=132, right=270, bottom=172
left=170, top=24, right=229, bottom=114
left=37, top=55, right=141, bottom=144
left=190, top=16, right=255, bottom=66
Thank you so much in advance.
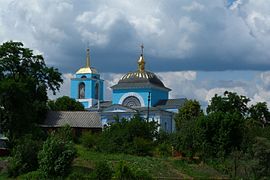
left=0, top=0, right=270, bottom=73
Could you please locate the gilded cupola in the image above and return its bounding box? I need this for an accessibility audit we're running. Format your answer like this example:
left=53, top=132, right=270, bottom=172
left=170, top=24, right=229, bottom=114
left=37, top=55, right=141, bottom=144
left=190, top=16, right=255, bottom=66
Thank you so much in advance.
left=111, top=45, right=170, bottom=91
left=76, top=48, right=98, bottom=74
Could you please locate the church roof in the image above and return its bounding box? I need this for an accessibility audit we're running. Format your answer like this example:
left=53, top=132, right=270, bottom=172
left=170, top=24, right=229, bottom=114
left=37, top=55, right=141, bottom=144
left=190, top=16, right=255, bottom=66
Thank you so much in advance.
left=76, top=67, right=97, bottom=74
left=155, top=98, right=187, bottom=109
left=41, top=111, right=102, bottom=128
left=111, top=46, right=170, bottom=91
left=88, top=101, right=113, bottom=111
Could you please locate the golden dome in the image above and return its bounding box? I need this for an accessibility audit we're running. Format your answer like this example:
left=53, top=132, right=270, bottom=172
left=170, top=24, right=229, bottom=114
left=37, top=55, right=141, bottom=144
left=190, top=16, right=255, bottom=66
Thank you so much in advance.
left=137, top=55, right=145, bottom=72
left=76, top=48, right=98, bottom=74
left=111, top=44, right=171, bottom=91
left=76, top=67, right=98, bottom=74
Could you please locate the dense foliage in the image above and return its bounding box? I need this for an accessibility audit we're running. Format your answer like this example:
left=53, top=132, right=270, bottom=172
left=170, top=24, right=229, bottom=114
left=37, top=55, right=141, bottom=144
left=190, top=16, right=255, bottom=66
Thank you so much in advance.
left=173, top=100, right=203, bottom=157
left=174, top=100, right=203, bottom=130
left=7, top=135, right=42, bottom=177
left=0, top=41, right=62, bottom=141
left=48, top=96, right=84, bottom=111
left=173, top=91, right=270, bottom=178
left=38, top=126, right=76, bottom=178
left=96, top=115, right=158, bottom=156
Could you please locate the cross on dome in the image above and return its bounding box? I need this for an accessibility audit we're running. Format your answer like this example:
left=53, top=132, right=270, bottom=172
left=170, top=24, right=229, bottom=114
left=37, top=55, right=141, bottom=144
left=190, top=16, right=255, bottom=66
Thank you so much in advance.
left=138, top=44, right=145, bottom=72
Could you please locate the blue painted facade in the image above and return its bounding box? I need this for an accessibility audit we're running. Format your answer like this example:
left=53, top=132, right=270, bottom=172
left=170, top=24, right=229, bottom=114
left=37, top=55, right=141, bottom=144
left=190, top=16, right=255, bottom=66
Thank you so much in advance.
left=112, top=88, right=168, bottom=107
left=67, top=49, right=185, bottom=133
left=71, top=72, right=104, bottom=108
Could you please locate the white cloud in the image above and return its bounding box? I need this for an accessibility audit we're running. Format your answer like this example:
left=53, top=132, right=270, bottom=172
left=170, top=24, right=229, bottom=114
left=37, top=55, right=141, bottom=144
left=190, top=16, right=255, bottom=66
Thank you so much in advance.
left=260, top=71, right=270, bottom=86
left=48, top=73, right=73, bottom=99
left=182, top=1, right=205, bottom=12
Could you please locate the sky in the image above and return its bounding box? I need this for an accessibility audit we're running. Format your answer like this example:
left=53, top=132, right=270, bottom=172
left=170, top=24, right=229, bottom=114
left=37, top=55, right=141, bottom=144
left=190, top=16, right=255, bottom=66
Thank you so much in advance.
left=1, top=0, right=270, bottom=108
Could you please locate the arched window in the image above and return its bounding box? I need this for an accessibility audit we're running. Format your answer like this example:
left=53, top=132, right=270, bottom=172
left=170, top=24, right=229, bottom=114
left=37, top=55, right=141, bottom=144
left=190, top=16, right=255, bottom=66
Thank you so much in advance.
left=81, top=75, right=86, bottom=78
left=95, top=83, right=99, bottom=99
left=78, top=82, right=85, bottom=99
left=122, top=96, right=141, bottom=107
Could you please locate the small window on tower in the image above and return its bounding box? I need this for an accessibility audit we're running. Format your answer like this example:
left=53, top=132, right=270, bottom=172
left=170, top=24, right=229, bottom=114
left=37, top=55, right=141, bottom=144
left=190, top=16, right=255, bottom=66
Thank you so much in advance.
left=81, top=75, right=86, bottom=78
left=78, top=82, right=85, bottom=99
left=95, top=83, right=99, bottom=99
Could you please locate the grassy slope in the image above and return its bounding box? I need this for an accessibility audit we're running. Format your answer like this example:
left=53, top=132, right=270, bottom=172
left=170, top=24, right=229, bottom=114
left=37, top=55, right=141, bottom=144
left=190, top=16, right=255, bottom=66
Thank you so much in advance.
left=73, top=145, right=227, bottom=179
left=0, top=145, right=227, bottom=179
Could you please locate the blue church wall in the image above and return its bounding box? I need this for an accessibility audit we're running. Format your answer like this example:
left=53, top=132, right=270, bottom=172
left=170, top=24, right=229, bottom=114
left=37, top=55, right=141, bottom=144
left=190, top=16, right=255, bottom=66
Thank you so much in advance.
left=75, top=73, right=100, bottom=79
left=91, top=80, right=104, bottom=101
left=159, top=114, right=173, bottom=132
left=81, top=101, right=89, bottom=108
left=71, top=75, right=104, bottom=100
left=100, top=110, right=174, bottom=133
left=71, top=79, right=92, bottom=99
left=112, top=88, right=168, bottom=107
left=150, top=89, right=168, bottom=106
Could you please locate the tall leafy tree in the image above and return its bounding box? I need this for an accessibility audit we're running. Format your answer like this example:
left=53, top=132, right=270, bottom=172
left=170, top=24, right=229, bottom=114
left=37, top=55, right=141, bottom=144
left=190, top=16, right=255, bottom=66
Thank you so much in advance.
left=207, top=91, right=250, bottom=117
left=173, top=100, right=203, bottom=157
left=0, top=41, right=62, bottom=141
left=48, top=96, right=84, bottom=111
left=174, top=99, right=203, bottom=130
left=201, top=91, right=249, bottom=157
left=249, top=102, right=270, bottom=128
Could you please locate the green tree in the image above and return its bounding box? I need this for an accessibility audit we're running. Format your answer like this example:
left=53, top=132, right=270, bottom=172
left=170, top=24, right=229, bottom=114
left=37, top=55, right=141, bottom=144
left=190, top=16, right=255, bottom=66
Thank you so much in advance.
left=8, top=135, right=42, bottom=177
left=200, top=91, right=248, bottom=157
left=172, top=100, right=203, bottom=158
left=207, top=91, right=250, bottom=117
left=174, top=99, right=203, bottom=130
left=38, top=128, right=76, bottom=178
left=48, top=96, right=84, bottom=111
left=251, top=137, right=270, bottom=178
left=0, top=41, right=62, bottom=141
left=199, top=112, right=245, bottom=157
left=249, top=102, right=270, bottom=128
left=97, top=115, right=158, bottom=155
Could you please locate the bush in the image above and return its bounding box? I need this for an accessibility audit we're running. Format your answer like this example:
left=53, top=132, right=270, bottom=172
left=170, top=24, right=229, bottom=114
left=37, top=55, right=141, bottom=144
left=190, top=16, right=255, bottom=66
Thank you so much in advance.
left=80, top=132, right=99, bottom=149
left=113, top=161, right=135, bottom=180
left=93, top=161, right=113, bottom=180
left=113, top=161, right=152, bottom=180
left=252, top=137, right=270, bottom=179
left=18, top=170, right=45, bottom=180
left=155, top=142, right=172, bottom=157
left=97, top=115, right=158, bottom=155
left=8, top=135, right=41, bottom=177
left=67, top=166, right=94, bottom=180
left=131, top=137, right=153, bottom=156
left=38, top=132, right=76, bottom=178
left=55, top=124, right=73, bottom=142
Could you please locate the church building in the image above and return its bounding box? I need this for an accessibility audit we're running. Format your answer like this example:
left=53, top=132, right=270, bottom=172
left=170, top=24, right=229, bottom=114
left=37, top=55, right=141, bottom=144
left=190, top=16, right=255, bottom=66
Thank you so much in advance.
left=70, top=46, right=186, bottom=132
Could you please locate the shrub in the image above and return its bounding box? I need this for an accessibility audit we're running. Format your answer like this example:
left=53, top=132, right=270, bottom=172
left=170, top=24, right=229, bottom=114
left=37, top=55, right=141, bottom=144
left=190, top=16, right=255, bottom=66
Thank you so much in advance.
left=18, top=170, right=45, bottom=180
left=55, top=124, right=73, bottom=142
left=131, top=137, right=153, bottom=156
left=113, top=161, right=152, bottom=180
left=93, top=161, right=113, bottom=180
left=113, top=161, right=135, bottom=180
left=252, top=137, right=270, bottom=179
left=38, top=132, right=76, bottom=178
left=80, top=132, right=99, bottom=149
left=8, top=135, right=41, bottom=177
left=67, top=166, right=94, bottom=180
left=155, top=142, right=172, bottom=157
left=97, top=115, right=158, bottom=155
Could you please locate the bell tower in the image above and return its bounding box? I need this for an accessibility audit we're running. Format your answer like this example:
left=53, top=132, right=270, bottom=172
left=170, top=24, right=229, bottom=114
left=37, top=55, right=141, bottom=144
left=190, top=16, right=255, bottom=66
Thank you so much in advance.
left=70, top=48, right=104, bottom=108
